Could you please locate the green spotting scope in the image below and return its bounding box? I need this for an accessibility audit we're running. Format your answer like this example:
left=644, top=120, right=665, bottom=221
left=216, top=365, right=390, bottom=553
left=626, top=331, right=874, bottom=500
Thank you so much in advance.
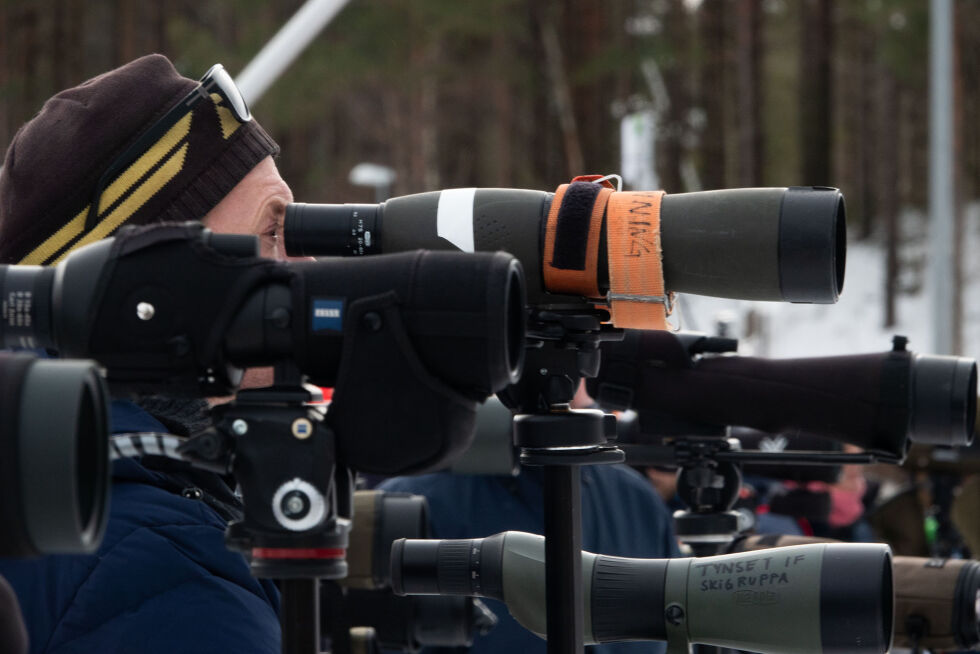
left=284, top=186, right=845, bottom=307
left=391, top=531, right=893, bottom=654
left=731, top=534, right=980, bottom=651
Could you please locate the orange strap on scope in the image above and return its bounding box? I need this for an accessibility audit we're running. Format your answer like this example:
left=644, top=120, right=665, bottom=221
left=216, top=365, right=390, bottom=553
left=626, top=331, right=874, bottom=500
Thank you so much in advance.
left=604, top=190, right=671, bottom=330
left=542, top=176, right=672, bottom=330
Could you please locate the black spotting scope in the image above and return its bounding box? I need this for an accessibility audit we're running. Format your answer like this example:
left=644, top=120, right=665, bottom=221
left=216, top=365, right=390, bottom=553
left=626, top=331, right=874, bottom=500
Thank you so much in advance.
left=0, top=352, right=110, bottom=557
left=0, top=222, right=526, bottom=475
left=391, top=531, right=893, bottom=654
left=590, top=331, right=977, bottom=460
left=0, top=223, right=524, bottom=399
left=284, top=185, right=845, bottom=310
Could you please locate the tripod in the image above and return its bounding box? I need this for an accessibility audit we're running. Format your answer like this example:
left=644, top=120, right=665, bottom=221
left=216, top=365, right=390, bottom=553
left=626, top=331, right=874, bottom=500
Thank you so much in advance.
left=182, top=362, right=352, bottom=654
left=501, top=308, right=623, bottom=654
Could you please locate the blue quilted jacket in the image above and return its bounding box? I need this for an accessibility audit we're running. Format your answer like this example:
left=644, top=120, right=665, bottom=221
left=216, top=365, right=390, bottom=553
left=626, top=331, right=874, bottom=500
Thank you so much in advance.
left=0, top=401, right=281, bottom=654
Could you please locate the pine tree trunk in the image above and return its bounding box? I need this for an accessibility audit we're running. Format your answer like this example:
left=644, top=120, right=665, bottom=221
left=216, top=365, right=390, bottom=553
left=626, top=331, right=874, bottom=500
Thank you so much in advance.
left=735, top=0, right=762, bottom=187
left=419, top=41, right=440, bottom=191
left=699, top=0, right=728, bottom=190
left=17, top=7, right=40, bottom=130
left=858, top=28, right=877, bottom=239
left=538, top=4, right=584, bottom=177
left=658, top=0, right=690, bottom=192
left=835, top=2, right=867, bottom=236
left=487, top=15, right=514, bottom=187
left=800, top=0, right=832, bottom=186
left=115, top=0, right=140, bottom=64
left=0, top=3, right=9, bottom=151
left=877, top=68, right=899, bottom=328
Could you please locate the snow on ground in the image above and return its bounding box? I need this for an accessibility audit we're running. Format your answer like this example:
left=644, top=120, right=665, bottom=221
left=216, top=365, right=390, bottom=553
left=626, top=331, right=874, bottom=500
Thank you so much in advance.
left=675, top=203, right=980, bottom=360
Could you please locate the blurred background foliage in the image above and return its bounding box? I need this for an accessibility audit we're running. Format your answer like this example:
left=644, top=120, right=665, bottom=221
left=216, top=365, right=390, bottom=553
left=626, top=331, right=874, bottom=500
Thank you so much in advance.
left=1, top=0, right=978, bottom=236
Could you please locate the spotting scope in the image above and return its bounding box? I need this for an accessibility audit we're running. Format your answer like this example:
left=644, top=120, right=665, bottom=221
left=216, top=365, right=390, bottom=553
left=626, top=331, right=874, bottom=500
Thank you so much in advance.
left=590, top=331, right=977, bottom=459
left=284, top=183, right=845, bottom=329
left=733, top=534, right=980, bottom=652
left=391, top=531, right=893, bottom=654
left=0, top=222, right=526, bottom=475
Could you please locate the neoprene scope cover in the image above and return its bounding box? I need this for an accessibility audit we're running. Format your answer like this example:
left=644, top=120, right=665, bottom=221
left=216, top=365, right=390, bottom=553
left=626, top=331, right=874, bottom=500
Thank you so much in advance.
left=0, top=223, right=527, bottom=476
left=291, top=249, right=526, bottom=474
left=590, top=330, right=977, bottom=458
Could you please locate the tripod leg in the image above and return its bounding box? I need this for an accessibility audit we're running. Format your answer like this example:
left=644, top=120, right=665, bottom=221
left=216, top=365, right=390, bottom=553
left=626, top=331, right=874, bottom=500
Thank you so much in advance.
left=543, top=464, right=584, bottom=654
left=281, top=578, right=321, bottom=654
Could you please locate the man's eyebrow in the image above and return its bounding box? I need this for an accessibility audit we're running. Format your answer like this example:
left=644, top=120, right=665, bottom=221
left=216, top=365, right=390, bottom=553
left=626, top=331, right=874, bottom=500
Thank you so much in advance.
left=270, top=196, right=289, bottom=213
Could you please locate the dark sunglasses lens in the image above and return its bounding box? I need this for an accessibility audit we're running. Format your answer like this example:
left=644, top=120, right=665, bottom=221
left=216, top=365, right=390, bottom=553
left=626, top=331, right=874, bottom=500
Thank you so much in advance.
left=209, top=66, right=251, bottom=122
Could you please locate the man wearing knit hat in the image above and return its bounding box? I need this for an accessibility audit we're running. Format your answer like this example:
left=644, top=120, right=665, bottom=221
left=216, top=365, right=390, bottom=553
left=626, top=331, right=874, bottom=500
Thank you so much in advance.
left=0, top=55, right=287, bottom=652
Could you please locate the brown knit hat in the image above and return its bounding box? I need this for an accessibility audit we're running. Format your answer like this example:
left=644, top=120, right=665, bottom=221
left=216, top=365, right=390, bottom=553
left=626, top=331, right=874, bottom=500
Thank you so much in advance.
left=0, top=54, right=279, bottom=264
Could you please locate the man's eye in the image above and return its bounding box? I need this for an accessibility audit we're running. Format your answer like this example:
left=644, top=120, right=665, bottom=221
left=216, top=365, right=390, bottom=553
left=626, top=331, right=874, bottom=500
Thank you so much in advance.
left=258, top=231, right=281, bottom=257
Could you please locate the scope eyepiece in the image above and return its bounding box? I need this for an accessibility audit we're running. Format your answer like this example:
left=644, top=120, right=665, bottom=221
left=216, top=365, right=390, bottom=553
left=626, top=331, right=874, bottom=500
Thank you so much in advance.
left=284, top=203, right=383, bottom=258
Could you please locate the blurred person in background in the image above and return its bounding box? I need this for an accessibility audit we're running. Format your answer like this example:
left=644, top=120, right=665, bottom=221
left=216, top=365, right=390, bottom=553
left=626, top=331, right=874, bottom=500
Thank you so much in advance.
left=866, top=440, right=980, bottom=558
left=739, top=445, right=875, bottom=542
left=0, top=54, right=290, bottom=653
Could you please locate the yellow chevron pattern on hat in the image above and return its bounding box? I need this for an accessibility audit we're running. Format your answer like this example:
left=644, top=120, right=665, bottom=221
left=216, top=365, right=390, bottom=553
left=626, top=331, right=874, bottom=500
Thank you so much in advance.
left=18, top=112, right=194, bottom=266
left=211, top=92, right=242, bottom=140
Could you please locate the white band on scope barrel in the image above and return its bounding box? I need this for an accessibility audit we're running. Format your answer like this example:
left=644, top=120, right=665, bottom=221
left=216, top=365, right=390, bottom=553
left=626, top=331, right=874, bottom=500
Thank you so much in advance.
left=436, top=188, right=477, bottom=253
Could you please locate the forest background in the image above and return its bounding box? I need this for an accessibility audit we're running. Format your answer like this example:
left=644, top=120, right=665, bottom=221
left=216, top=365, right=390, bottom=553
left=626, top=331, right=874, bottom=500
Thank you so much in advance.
left=1, top=0, right=978, bottom=351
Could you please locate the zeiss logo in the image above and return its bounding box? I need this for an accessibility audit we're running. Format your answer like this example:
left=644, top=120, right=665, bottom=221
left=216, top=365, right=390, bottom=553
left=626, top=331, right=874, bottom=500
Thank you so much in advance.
left=312, top=299, right=344, bottom=332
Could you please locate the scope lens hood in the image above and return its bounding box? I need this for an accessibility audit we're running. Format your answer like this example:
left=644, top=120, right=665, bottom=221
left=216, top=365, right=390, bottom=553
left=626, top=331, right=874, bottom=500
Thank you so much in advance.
left=15, top=358, right=110, bottom=555
left=349, top=491, right=430, bottom=589
left=778, top=187, right=846, bottom=304
left=377, top=493, right=429, bottom=586
left=910, top=354, right=977, bottom=446
left=819, top=543, right=893, bottom=654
